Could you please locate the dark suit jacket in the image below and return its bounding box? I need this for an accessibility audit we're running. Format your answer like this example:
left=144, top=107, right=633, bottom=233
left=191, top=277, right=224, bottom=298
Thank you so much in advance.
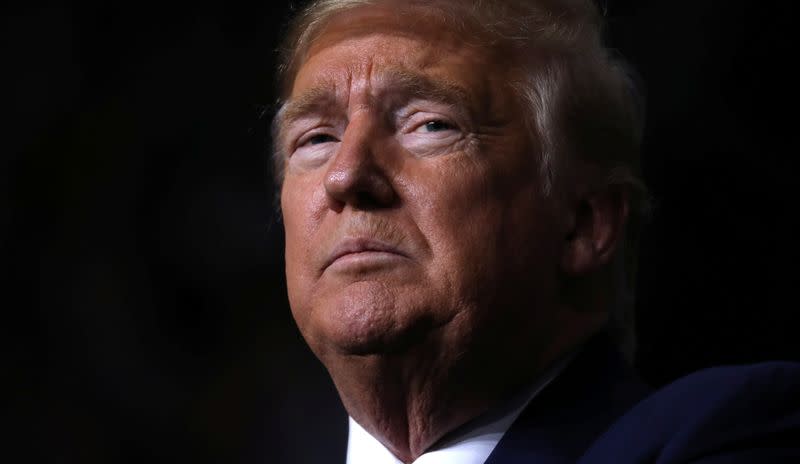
left=268, top=332, right=799, bottom=463
left=484, top=333, right=800, bottom=463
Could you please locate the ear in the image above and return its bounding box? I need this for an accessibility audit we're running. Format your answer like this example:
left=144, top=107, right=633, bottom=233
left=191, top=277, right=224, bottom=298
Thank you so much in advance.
left=561, top=186, right=630, bottom=276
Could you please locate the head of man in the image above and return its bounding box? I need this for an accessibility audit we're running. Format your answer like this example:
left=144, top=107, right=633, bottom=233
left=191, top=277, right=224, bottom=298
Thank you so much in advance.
left=273, top=0, right=646, bottom=460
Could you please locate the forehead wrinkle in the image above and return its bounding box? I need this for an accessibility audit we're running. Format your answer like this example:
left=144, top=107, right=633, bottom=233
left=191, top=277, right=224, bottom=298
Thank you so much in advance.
left=279, top=66, right=474, bottom=133
left=278, top=60, right=366, bottom=134
left=374, top=67, right=473, bottom=111
left=278, top=81, right=340, bottom=129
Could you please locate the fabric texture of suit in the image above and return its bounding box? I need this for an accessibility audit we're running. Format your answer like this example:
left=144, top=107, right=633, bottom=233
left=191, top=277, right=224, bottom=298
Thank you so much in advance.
left=484, top=333, right=800, bottom=463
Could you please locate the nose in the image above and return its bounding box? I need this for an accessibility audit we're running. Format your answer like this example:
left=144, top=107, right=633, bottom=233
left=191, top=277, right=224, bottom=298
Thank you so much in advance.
left=323, top=116, right=396, bottom=210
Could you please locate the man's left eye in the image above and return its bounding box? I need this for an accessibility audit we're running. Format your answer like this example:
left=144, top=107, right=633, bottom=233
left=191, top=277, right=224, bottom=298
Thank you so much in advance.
left=420, top=120, right=455, bottom=132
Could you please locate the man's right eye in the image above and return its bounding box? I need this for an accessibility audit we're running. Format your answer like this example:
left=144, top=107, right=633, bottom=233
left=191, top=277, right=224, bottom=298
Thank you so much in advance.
left=289, top=130, right=340, bottom=166
left=300, top=133, right=338, bottom=147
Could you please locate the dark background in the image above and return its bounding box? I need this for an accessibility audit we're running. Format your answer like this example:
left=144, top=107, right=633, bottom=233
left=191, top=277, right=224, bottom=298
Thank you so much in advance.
left=7, top=1, right=798, bottom=462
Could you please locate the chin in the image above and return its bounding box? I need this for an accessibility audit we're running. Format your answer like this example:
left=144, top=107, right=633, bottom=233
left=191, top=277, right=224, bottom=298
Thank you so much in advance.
left=306, top=280, right=437, bottom=356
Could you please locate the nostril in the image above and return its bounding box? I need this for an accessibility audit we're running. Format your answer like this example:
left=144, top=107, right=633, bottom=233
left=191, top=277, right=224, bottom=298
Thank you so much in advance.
left=325, top=167, right=396, bottom=210
left=354, top=191, right=379, bottom=210
left=323, top=147, right=397, bottom=209
left=352, top=182, right=396, bottom=210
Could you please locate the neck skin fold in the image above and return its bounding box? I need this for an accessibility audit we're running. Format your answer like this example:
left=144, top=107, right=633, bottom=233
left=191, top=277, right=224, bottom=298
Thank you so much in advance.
left=324, top=318, right=601, bottom=463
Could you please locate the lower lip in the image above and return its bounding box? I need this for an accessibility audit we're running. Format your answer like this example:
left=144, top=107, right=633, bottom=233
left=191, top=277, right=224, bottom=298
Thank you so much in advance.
left=327, top=251, right=407, bottom=273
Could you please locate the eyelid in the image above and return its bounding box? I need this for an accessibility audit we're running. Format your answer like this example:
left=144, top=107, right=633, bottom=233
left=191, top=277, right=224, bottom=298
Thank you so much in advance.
left=297, top=128, right=338, bottom=147
left=398, top=109, right=461, bottom=134
left=284, top=118, right=340, bottom=152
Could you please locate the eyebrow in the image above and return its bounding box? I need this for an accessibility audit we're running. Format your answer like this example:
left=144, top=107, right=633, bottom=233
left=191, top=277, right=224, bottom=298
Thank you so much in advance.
left=275, top=69, right=473, bottom=135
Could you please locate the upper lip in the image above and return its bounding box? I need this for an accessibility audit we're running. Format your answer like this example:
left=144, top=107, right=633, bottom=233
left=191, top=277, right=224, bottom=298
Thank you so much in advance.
left=323, top=237, right=408, bottom=270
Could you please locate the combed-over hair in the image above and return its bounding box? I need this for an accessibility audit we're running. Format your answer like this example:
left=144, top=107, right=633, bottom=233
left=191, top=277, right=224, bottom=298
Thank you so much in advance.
left=272, top=0, right=649, bottom=360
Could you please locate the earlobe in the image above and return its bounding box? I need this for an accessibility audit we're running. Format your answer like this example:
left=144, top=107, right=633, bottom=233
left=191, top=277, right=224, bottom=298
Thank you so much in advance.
left=561, top=186, right=629, bottom=276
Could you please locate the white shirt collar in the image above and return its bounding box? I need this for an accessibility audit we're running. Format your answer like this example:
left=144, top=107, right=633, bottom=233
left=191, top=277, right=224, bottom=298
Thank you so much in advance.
left=346, top=354, right=572, bottom=464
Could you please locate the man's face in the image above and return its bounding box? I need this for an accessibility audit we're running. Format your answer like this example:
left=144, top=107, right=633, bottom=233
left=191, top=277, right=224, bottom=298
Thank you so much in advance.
left=279, top=6, right=566, bottom=361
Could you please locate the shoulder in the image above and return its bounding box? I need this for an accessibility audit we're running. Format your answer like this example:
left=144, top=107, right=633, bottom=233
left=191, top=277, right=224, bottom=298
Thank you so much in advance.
left=579, top=361, right=800, bottom=463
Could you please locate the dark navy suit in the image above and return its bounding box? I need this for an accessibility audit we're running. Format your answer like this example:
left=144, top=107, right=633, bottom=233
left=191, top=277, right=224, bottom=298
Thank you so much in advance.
left=484, top=333, right=800, bottom=463
left=271, top=332, right=799, bottom=463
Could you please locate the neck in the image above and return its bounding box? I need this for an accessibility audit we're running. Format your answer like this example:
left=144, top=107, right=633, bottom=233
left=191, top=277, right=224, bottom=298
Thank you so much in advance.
left=325, top=323, right=594, bottom=462
left=332, top=354, right=505, bottom=462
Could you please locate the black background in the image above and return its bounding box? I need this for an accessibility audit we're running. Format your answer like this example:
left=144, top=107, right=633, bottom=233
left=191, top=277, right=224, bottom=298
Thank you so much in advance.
left=7, top=1, right=799, bottom=462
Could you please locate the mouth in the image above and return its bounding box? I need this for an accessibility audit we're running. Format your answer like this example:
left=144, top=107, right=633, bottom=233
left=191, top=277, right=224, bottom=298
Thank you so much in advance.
left=324, top=237, right=409, bottom=272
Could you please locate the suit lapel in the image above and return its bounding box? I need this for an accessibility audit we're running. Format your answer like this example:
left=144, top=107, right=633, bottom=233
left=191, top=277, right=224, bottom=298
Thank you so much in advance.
left=484, top=333, right=651, bottom=464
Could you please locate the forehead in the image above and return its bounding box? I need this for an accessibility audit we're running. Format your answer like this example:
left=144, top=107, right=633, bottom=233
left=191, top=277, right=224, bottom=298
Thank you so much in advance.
left=288, top=5, right=506, bottom=104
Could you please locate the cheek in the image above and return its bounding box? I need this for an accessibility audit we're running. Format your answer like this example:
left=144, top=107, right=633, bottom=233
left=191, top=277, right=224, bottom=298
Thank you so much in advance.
left=280, top=190, right=304, bottom=278
left=409, top=164, right=505, bottom=289
left=280, top=176, right=328, bottom=306
left=408, top=156, right=552, bottom=299
left=281, top=175, right=327, bottom=246
left=281, top=173, right=326, bottom=241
